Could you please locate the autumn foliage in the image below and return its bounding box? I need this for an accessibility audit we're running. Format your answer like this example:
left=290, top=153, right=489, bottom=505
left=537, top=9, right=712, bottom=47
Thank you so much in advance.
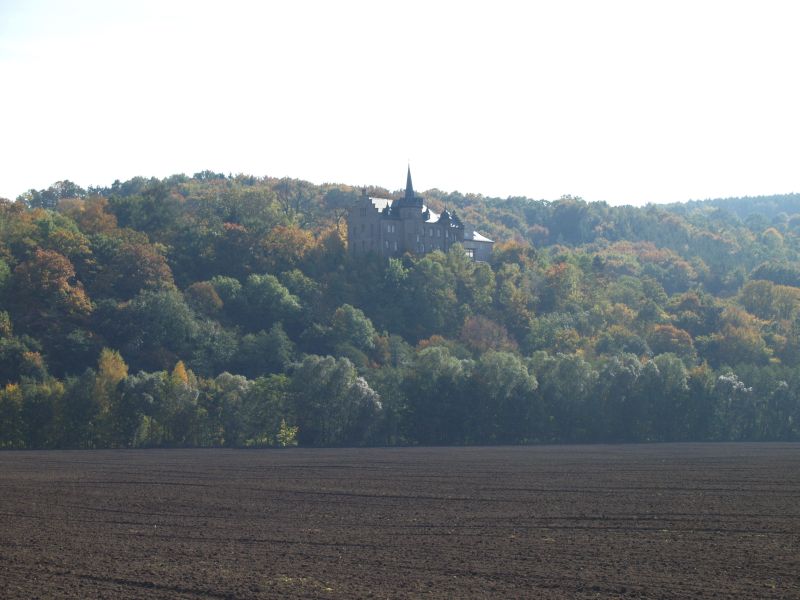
left=1, top=175, right=800, bottom=447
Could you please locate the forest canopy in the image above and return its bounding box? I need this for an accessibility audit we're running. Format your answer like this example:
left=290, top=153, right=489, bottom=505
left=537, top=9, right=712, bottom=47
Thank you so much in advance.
left=1, top=173, right=799, bottom=448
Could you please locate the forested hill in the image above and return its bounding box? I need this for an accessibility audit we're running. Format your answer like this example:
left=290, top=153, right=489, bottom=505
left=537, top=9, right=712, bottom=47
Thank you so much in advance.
left=2, top=172, right=800, bottom=449
left=670, top=193, right=800, bottom=221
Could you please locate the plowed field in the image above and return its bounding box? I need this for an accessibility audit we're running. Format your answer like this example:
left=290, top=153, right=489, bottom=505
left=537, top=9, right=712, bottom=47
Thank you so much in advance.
left=1, top=444, right=798, bottom=598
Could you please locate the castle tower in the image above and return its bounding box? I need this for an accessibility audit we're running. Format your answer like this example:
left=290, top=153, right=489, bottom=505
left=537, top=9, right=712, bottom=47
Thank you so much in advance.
left=405, top=165, right=414, bottom=201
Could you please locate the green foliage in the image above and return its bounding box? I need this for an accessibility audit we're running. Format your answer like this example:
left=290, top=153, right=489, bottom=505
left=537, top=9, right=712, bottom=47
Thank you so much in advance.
left=331, top=304, right=377, bottom=353
left=121, top=289, right=198, bottom=370
left=0, top=259, right=10, bottom=298
left=292, top=355, right=382, bottom=446
left=234, top=324, right=295, bottom=378
left=241, top=273, right=302, bottom=332
left=2, top=173, right=800, bottom=448
left=277, top=418, right=299, bottom=447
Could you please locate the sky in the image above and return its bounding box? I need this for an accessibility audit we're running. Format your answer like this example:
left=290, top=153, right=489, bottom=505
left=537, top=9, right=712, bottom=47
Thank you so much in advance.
left=1, top=0, right=799, bottom=206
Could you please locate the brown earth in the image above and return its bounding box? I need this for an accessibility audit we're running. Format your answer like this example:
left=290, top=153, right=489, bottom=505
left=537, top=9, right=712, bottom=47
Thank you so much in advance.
left=0, top=444, right=798, bottom=599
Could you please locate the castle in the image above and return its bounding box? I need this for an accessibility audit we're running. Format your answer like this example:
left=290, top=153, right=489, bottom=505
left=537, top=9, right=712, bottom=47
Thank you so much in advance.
left=346, top=168, right=494, bottom=261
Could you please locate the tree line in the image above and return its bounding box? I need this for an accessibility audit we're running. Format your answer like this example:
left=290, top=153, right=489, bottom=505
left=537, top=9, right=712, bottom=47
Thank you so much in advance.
left=1, top=173, right=799, bottom=447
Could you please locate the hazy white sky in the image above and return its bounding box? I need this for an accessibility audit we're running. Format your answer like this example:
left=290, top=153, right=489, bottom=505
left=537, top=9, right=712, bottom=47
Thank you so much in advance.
left=1, top=0, right=798, bottom=205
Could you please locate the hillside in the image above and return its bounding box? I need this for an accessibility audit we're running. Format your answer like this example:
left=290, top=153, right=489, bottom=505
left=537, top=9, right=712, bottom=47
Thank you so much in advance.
left=1, top=173, right=799, bottom=448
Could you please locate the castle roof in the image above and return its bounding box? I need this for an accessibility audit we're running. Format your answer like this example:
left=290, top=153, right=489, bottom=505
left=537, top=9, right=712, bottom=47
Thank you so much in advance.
left=464, top=230, right=494, bottom=243
left=368, top=197, right=451, bottom=224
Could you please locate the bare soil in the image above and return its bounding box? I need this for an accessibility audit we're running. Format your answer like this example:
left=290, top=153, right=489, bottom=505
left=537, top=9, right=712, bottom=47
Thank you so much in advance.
left=1, top=444, right=798, bottom=598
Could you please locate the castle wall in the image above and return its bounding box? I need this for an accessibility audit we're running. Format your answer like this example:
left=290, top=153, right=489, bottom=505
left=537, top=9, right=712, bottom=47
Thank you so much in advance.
left=462, top=239, right=493, bottom=262
left=347, top=197, right=382, bottom=257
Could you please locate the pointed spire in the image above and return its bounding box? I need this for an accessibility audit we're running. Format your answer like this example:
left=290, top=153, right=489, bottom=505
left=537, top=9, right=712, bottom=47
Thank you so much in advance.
left=405, top=165, right=414, bottom=200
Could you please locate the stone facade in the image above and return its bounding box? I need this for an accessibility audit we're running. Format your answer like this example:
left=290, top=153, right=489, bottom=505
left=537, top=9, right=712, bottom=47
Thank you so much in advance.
left=347, top=169, right=493, bottom=261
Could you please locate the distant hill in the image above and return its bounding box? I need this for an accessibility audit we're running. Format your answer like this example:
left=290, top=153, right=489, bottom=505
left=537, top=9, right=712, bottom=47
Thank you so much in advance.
left=1, top=172, right=799, bottom=449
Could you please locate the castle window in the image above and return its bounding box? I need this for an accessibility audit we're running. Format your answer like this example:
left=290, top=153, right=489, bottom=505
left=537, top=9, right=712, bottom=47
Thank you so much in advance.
left=360, top=223, right=365, bottom=233
left=428, top=228, right=433, bottom=237
left=385, top=240, right=389, bottom=248
left=465, top=248, right=474, bottom=259
left=436, top=229, right=441, bottom=237
left=416, top=234, right=420, bottom=242
left=361, top=208, right=366, bottom=216
left=394, top=241, right=398, bottom=251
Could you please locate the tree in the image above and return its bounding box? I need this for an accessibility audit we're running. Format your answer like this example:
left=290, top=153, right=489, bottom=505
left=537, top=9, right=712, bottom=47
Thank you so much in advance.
left=273, top=178, right=321, bottom=226
left=466, top=351, right=538, bottom=443
left=404, top=346, right=470, bottom=444
left=739, top=279, right=800, bottom=322
left=241, top=273, right=302, bottom=332
left=187, top=319, right=238, bottom=377
left=57, top=370, right=101, bottom=448
left=10, top=249, right=94, bottom=375
left=91, top=348, right=129, bottom=442
left=595, top=353, right=643, bottom=441
left=276, top=418, right=299, bottom=447
left=460, top=315, right=517, bottom=355
left=323, top=188, right=359, bottom=236
left=402, top=254, right=459, bottom=340
left=539, top=262, right=580, bottom=312
left=0, top=314, right=49, bottom=385
left=234, top=324, right=295, bottom=378
left=20, top=378, right=65, bottom=448
left=647, top=324, right=695, bottom=360
left=241, top=374, right=293, bottom=447
left=0, top=259, right=10, bottom=300
left=199, top=372, right=252, bottom=446
left=0, top=383, right=24, bottom=447
left=493, top=262, right=535, bottom=342
left=100, top=238, right=174, bottom=299
left=58, top=196, right=118, bottom=234
left=12, top=249, right=92, bottom=323
left=641, top=354, right=690, bottom=441
left=330, top=304, right=377, bottom=353
left=19, top=180, right=86, bottom=209
left=531, top=352, right=597, bottom=442
left=698, top=308, right=771, bottom=367
left=291, top=355, right=382, bottom=446
left=185, top=281, right=224, bottom=316
left=157, top=361, right=203, bottom=446
left=712, top=372, right=755, bottom=440
left=119, top=289, right=198, bottom=370
left=260, top=225, right=316, bottom=273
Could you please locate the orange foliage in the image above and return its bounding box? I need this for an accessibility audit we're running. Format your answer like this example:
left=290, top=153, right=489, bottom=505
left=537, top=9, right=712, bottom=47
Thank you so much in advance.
left=261, top=225, right=316, bottom=271
left=14, top=249, right=92, bottom=316
left=58, top=197, right=118, bottom=234
left=460, top=315, right=518, bottom=354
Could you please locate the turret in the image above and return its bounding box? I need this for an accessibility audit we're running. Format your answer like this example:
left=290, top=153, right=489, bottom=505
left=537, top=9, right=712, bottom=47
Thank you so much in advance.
left=398, top=166, right=423, bottom=209
left=405, top=165, right=414, bottom=201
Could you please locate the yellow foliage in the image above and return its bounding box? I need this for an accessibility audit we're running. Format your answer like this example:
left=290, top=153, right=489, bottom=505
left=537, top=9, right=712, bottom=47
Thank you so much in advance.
left=93, top=348, right=129, bottom=413
left=608, top=303, right=637, bottom=327
left=171, top=361, right=189, bottom=385
left=1, top=383, right=22, bottom=403
left=97, top=348, right=128, bottom=386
